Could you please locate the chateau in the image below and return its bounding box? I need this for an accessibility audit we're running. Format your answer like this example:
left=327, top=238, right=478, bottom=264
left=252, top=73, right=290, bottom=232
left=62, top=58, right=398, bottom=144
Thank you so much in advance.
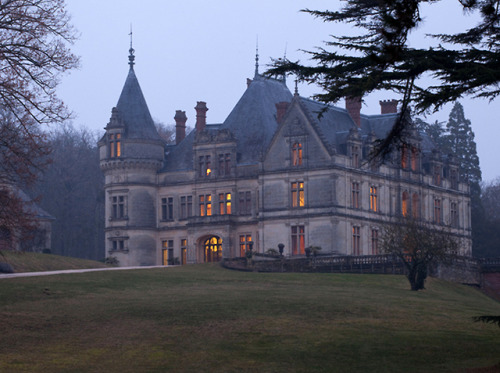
left=99, top=48, right=472, bottom=267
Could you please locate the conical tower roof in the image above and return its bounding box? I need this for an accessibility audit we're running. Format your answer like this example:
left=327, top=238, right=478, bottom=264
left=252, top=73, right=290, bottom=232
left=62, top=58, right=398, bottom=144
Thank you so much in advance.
left=115, top=47, right=161, bottom=140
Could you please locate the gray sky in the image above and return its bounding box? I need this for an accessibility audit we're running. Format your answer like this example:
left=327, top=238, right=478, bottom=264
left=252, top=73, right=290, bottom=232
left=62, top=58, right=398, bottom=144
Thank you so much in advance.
left=59, top=0, right=499, bottom=182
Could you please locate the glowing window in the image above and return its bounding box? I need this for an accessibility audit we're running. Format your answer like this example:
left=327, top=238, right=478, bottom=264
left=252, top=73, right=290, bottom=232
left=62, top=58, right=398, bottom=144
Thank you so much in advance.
left=292, top=182, right=305, bottom=208
left=239, top=234, right=252, bottom=257
left=369, top=186, right=377, bottom=212
left=199, top=194, right=212, bottom=216
left=402, top=191, right=409, bottom=217
left=292, top=143, right=303, bottom=166
left=291, top=225, right=305, bottom=255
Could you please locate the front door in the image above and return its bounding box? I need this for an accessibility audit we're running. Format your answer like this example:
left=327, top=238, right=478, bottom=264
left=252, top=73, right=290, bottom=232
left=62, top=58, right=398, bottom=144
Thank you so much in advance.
left=204, top=236, right=222, bottom=262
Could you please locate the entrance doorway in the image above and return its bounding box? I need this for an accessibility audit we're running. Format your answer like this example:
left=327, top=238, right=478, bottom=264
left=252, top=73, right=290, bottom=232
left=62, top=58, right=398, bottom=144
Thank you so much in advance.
left=204, top=236, right=222, bottom=262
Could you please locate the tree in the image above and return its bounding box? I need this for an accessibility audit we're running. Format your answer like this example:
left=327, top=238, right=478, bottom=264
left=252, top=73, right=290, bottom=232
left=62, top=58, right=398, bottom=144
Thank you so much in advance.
left=267, top=0, right=500, bottom=156
left=0, top=0, right=78, bottom=246
left=381, top=217, right=459, bottom=291
left=30, top=124, right=105, bottom=260
left=474, top=178, right=500, bottom=257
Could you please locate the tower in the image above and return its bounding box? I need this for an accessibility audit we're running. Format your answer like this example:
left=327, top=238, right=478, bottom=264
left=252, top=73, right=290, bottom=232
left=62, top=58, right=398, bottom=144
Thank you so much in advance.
left=98, top=45, right=164, bottom=266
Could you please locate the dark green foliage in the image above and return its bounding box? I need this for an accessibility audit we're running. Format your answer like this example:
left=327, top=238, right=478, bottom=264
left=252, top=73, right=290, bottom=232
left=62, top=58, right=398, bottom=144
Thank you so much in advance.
left=30, top=124, right=105, bottom=260
left=267, top=0, right=500, bottom=154
left=474, top=179, right=500, bottom=257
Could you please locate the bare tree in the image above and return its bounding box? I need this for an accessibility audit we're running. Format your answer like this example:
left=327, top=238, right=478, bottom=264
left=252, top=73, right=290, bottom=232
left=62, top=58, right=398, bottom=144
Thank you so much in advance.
left=381, top=217, right=459, bottom=291
left=0, top=0, right=78, bottom=248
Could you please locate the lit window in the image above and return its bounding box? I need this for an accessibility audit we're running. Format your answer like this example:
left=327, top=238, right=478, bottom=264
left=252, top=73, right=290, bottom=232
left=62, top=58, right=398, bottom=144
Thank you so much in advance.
left=199, top=155, right=212, bottom=177
left=162, top=240, right=174, bottom=266
left=291, top=182, right=305, bottom=208
left=291, top=225, right=305, bottom=255
left=199, top=194, right=212, bottom=216
left=352, top=182, right=360, bottom=209
left=369, top=186, right=377, bottom=212
left=410, top=146, right=418, bottom=171
left=292, top=143, right=303, bottom=166
left=109, top=133, right=122, bottom=158
left=401, top=144, right=408, bottom=169
left=402, top=191, right=409, bottom=217
left=181, top=239, right=187, bottom=265
left=219, top=193, right=232, bottom=215
left=239, top=234, right=252, bottom=257
left=352, top=226, right=361, bottom=255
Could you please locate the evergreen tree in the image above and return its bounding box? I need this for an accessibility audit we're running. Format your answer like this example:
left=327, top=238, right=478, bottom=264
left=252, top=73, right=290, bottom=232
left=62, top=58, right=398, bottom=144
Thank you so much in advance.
left=444, top=102, right=482, bottom=187
left=414, top=118, right=446, bottom=149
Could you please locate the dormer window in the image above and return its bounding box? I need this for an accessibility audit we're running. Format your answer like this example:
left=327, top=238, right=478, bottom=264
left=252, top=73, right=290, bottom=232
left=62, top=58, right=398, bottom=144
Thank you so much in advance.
left=199, top=155, right=212, bottom=177
left=433, top=166, right=441, bottom=186
left=401, top=144, right=408, bottom=169
left=410, top=146, right=418, bottom=171
left=292, top=143, right=303, bottom=166
left=351, top=145, right=359, bottom=168
left=109, top=133, right=122, bottom=158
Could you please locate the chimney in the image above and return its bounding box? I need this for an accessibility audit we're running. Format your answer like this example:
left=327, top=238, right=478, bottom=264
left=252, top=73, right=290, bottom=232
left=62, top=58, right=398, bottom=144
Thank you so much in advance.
left=275, top=101, right=289, bottom=124
left=346, top=96, right=362, bottom=127
left=195, top=101, right=208, bottom=132
left=380, top=99, right=398, bottom=114
left=174, top=110, right=187, bottom=144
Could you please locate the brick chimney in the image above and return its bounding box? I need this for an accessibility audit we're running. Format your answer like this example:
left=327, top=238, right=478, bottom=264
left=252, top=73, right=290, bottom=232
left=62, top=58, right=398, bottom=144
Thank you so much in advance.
left=174, top=110, right=187, bottom=144
left=195, top=101, right=208, bottom=132
left=346, top=96, right=362, bottom=127
left=275, top=101, right=289, bottom=124
left=380, top=99, right=398, bottom=114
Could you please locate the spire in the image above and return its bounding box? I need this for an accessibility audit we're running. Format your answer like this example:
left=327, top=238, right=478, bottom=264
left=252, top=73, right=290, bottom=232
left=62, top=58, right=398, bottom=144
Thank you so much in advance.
left=294, top=78, right=299, bottom=96
left=128, top=25, right=135, bottom=69
left=254, top=36, right=259, bottom=77
left=282, top=43, right=287, bottom=84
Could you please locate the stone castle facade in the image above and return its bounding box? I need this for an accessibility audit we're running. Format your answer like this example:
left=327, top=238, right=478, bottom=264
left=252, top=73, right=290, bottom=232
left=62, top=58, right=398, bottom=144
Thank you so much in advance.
left=98, top=49, right=471, bottom=266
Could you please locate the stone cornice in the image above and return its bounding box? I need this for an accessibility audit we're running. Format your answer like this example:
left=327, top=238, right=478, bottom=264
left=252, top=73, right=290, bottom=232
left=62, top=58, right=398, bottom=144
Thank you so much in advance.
left=100, top=158, right=162, bottom=172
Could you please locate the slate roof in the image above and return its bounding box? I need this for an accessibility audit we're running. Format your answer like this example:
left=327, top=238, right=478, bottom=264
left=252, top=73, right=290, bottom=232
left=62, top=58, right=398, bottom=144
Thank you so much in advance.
left=220, top=74, right=293, bottom=164
left=115, top=67, right=162, bottom=141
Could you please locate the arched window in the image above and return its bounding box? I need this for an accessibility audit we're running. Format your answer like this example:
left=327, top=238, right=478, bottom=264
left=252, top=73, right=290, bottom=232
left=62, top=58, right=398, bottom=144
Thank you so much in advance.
left=402, top=191, right=409, bottom=217
left=292, top=143, right=302, bottom=166
left=204, top=236, right=222, bottom=262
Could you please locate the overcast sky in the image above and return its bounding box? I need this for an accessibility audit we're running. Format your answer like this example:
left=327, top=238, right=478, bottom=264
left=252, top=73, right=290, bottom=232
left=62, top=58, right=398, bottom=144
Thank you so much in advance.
left=58, top=0, right=499, bottom=182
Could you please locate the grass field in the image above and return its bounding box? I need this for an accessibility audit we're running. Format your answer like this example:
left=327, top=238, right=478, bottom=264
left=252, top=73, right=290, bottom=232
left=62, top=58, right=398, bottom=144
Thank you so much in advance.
left=0, top=264, right=499, bottom=372
left=0, top=250, right=108, bottom=273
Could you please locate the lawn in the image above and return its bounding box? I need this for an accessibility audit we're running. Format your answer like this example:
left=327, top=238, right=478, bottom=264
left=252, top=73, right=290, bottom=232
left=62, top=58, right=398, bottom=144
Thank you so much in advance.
left=0, top=264, right=499, bottom=372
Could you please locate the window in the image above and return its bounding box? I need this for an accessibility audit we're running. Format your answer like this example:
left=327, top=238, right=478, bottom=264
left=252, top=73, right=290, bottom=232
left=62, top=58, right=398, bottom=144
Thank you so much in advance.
left=369, top=186, right=377, bottom=212
left=433, top=166, right=441, bottom=186
left=434, top=198, right=441, bottom=223
left=199, top=155, right=212, bottom=177
left=219, top=193, right=232, bottom=215
left=239, top=234, right=252, bottom=257
left=161, top=197, right=174, bottom=220
left=352, top=182, right=360, bottom=209
left=371, top=229, right=378, bottom=255
left=111, top=195, right=125, bottom=219
left=239, top=191, right=252, bottom=215
left=352, top=226, right=361, bottom=255
left=199, top=194, right=212, bottom=216
left=180, top=239, right=187, bottom=265
left=109, top=133, right=122, bottom=158
left=162, top=240, right=174, bottom=266
left=412, top=193, right=420, bottom=218
left=410, top=146, right=418, bottom=171
left=351, top=145, right=359, bottom=168
left=180, top=196, right=193, bottom=219
left=401, top=144, right=408, bottom=169
left=291, top=225, right=305, bottom=255
left=402, top=191, right=409, bottom=217
left=291, top=182, right=305, bottom=208
left=112, top=239, right=125, bottom=251
left=450, top=169, right=458, bottom=189
left=292, top=143, right=303, bottom=166
left=450, top=202, right=459, bottom=227
left=217, top=153, right=230, bottom=176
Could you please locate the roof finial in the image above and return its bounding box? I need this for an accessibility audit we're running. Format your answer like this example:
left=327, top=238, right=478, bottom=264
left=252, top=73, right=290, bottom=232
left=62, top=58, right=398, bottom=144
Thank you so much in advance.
left=128, top=24, right=135, bottom=69
left=282, top=42, right=288, bottom=84
left=254, top=36, right=259, bottom=77
left=294, top=78, right=299, bottom=96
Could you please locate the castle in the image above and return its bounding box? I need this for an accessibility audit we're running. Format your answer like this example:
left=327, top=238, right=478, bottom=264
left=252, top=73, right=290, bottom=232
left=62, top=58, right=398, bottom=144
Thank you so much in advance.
left=98, top=47, right=471, bottom=266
